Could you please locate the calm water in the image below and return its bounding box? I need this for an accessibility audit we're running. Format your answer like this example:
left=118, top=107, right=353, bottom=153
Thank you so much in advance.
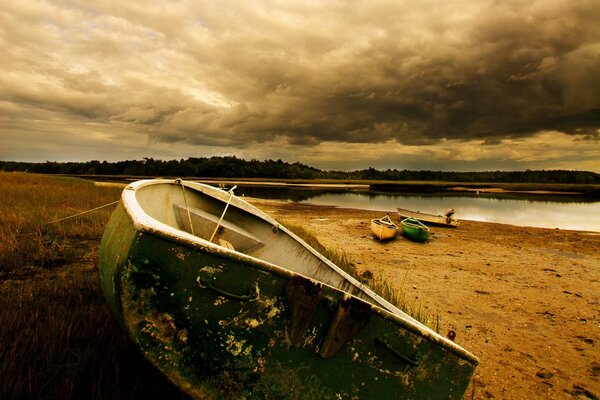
left=235, top=186, right=600, bottom=232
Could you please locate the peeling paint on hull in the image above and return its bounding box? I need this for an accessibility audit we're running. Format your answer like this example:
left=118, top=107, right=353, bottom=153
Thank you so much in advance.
left=98, top=180, right=478, bottom=399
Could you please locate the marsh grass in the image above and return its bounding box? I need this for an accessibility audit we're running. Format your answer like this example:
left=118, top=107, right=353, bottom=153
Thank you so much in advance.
left=0, top=172, right=185, bottom=399
left=369, top=271, right=441, bottom=331
left=280, top=221, right=357, bottom=276
left=0, top=172, right=122, bottom=272
left=0, top=274, right=187, bottom=399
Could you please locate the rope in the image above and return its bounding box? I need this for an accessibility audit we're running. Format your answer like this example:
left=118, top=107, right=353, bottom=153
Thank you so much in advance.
left=209, top=185, right=237, bottom=243
left=178, top=179, right=195, bottom=236
left=46, top=200, right=119, bottom=225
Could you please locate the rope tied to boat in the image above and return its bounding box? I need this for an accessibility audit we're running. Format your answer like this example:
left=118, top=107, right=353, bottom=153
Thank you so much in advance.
left=46, top=200, right=120, bottom=225
left=176, top=178, right=195, bottom=236
left=209, top=185, right=238, bottom=243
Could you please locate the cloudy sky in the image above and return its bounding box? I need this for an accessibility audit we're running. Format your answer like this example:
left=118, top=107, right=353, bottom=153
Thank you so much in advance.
left=1, top=0, right=599, bottom=171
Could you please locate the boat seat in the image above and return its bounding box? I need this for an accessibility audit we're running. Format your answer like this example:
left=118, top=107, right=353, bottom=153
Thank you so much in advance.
left=174, top=204, right=263, bottom=253
left=218, top=238, right=235, bottom=250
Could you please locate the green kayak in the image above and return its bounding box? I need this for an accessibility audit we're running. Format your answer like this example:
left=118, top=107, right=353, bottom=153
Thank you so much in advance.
left=99, top=179, right=477, bottom=399
left=401, top=217, right=430, bottom=242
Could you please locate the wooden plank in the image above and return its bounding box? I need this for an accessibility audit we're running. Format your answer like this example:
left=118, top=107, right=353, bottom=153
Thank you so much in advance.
left=319, top=295, right=371, bottom=358
left=286, top=276, right=323, bottom=346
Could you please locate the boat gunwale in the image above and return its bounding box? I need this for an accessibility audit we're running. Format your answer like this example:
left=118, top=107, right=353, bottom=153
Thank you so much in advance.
left=401, top=217, right=431, bottom=231
left=119, top=179, right=478, bottom=365
left=371, top=215, right=399, bottom=230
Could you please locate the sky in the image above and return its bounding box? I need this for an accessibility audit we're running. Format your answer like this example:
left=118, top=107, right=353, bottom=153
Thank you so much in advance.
left=1, top=0, right=599, bottom=172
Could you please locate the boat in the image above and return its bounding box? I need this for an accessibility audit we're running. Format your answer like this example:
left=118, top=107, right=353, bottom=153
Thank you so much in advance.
left=397, top=207, right=459, bottom=227
left=98, top=179, right=478, bottom=399
left=401, top=217, right=431, bottom=242
left=370, top=215, right=398, bottom=240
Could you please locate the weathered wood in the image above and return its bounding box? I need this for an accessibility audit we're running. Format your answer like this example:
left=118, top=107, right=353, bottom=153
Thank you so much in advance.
left=175, top=204, right=262, bottom=252
left=286, top=276, right=323, bottom=346
left=397, top=207, right=459, bottom=227
left=319, top=295, right=371, bottom=358
left=370, top=215, right=399, bottom=240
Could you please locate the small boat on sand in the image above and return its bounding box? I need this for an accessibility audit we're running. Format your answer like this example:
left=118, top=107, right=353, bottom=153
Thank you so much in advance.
left=370, top=215, right=398, bottom=240
left=401, top=217, right=430, bottom=242
left=99, top=179, right=477, bottom=399
left=397, top=207, right=459, bottom=227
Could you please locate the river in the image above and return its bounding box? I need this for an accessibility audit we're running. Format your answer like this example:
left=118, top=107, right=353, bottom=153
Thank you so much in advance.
left=233, top=186, right=600, bottom=232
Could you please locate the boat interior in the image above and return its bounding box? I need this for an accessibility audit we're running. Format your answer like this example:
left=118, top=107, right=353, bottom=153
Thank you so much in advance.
left=133, top=181, right=381, bottom=306
left=372, top=215, right=398, bottom=228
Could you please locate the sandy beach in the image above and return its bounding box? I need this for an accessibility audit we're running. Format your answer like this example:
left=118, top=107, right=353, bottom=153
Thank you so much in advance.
left=247, top=198, right=600, bottom=400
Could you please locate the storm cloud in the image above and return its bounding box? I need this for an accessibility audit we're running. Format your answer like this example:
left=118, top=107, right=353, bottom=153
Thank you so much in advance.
left=1, top=0, right=599, bottom=170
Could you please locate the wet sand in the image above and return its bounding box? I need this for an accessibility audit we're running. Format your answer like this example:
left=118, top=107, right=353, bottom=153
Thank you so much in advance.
left=247, top=198, right=600, bottom=400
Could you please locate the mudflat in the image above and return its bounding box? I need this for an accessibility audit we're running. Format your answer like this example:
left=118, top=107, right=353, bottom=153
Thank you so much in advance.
left=247, top=198, right=600, bottom=400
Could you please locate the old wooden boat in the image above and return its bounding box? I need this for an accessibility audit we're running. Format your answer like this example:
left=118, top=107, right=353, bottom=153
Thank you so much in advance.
left=370, top=215, right=398, bottom=241
left=401, top=217, right=430, bottom=242
left=397, top=207, right=459, bottom=227
left=99, top=179, right=477, bottom=399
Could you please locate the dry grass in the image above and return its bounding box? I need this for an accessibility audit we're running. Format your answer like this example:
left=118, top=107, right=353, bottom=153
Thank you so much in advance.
left=0, top=172, right=122, bottom=272
left=0, top=274, right=187, bottom=400
left=0, top=172, right=186, bottom=399
left=368, top=271, right=441, bottom=332
left=281, top=220, right=357, bottom=276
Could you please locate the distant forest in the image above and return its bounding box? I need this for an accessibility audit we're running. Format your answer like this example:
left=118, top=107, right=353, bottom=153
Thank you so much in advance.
left=1, top=157, right=599, bottom=184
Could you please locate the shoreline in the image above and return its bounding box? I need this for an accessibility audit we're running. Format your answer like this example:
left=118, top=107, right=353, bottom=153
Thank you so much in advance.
left=258, top=198, right=600, bottom=234
left=447, top=186, right=584, bottom=195
left=82, top=174, right=600, bottom=197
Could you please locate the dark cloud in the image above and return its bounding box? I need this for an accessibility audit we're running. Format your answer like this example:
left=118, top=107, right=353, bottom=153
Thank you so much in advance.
left=167, top=0, right=599, bottom=147
left=0, top=0, right=599, bottom=170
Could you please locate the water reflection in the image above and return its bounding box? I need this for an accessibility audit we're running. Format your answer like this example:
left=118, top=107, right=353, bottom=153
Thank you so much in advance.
left=235, top=186, right=600, bottom=232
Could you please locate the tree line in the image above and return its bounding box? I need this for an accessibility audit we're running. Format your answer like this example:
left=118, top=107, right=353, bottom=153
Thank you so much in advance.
left=1, top=157, right=599, bottom=184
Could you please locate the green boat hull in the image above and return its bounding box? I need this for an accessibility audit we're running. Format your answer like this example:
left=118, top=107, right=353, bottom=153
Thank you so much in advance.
left=99, top=181, right=477, bottom=399
left=401, top=219, right=430, bottom=242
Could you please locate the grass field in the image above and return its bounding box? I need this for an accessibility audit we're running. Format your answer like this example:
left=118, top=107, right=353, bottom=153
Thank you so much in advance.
left=0, top=172, right=122, bottom=272
left=0, top=172, right=431, bottom=399
left=0, top=173, right=187, bottom=399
